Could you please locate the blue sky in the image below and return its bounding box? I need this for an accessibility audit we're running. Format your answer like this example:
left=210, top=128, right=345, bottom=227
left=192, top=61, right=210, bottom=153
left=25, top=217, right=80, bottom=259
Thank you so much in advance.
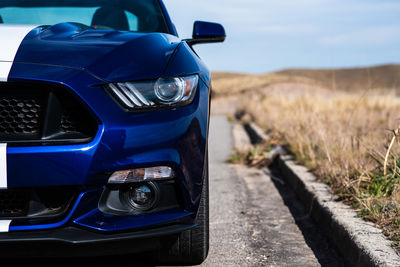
left=164, top=0, right=400, bottom=73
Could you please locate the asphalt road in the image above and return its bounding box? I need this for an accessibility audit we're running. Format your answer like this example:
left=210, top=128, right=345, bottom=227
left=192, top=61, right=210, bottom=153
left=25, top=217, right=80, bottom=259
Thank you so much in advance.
left=201, top=116, right=345, bottom=266
left=7, top=116, right=344, bottom=267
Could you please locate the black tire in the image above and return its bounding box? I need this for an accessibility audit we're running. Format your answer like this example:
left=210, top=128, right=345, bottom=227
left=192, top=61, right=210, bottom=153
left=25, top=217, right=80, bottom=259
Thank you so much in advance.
left=158, top=153, right=209, bottom=265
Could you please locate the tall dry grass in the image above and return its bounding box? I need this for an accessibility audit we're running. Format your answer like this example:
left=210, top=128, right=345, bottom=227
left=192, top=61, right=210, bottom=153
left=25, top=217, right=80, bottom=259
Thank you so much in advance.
left=238, top=88, right=400, bottom=246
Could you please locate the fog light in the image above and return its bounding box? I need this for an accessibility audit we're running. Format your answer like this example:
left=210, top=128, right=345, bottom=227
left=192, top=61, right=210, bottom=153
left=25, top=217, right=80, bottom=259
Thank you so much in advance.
left=108, top=166, right=174, bottom=184
left=126, top=183, right=159, bottom=211
left=131, top=185, right=152, bottom=205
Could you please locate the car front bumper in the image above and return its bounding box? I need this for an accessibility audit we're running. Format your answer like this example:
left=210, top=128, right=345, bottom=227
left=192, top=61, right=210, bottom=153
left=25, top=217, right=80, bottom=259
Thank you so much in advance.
left=0, top=223, right=195, bottom=257
left=3, top=63, right=209, bottom=235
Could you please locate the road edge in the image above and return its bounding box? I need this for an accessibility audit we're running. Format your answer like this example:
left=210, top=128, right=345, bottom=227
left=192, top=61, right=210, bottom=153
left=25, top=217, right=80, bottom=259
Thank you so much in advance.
left=245, top=122, right=400, bottom=267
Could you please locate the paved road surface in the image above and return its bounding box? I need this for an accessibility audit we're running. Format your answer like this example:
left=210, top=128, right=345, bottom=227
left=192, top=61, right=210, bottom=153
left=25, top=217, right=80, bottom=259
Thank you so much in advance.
left=8, top=116, right=344, bottom=267
left=201, top=116, right=344, bottom=266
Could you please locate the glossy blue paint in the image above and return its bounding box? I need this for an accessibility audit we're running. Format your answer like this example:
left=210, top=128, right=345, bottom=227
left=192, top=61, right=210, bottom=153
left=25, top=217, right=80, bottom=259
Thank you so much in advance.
left=10, top=188, right=193, bottom=232
left=8, top=63, right=208, bottom=199
left=9, top=190, right=90, bottom=231
left=7, top=45, right=208, bottom=231
left=14, top=23, right=181, bottom=82
left=164, top=42, right=211, bottom=90
left=73, top=207, right=193, bottom=232
left=4, top=0, right=224, bottom=234
left=193, top=21, right=226, bottom=39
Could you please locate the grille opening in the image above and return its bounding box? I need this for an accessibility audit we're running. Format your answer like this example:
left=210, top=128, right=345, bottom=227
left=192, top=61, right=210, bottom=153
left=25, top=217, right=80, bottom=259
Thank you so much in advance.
left=0, top=96, right=41, bottom=134
left=0, top=82, right=97, bottom=146
left=0, top=187, right=77, bottom=219
left=0, top=190, right=29, bottom=217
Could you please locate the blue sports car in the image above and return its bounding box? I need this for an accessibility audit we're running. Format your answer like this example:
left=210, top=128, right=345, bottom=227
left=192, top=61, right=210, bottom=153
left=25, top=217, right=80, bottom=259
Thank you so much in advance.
left=0, top=0, right=225, bottom=264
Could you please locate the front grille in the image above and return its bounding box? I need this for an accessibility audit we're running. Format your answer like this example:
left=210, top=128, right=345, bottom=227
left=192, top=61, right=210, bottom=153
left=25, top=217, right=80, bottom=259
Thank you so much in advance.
left=0, top=82, right=97, bottom=146
left=0, top=96, right=42, bottom=134
left=0, top=188, right=77, bottom=219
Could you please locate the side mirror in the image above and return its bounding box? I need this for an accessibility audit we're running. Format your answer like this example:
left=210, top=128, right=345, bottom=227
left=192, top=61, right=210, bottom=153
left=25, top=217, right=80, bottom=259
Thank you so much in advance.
left=185, top=21, right=226, bottom=46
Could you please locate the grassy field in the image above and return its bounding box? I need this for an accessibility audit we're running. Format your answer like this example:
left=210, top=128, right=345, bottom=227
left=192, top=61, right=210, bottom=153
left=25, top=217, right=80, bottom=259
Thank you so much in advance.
left=213, top=64, right=400, bottom=95
left=213, top=64, right=400, bottom=249
left=277, top=64, right=400, bottom=91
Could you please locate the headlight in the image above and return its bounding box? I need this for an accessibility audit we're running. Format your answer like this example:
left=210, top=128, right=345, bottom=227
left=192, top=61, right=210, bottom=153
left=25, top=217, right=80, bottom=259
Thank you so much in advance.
left=105, top=75, right=199, bottom=110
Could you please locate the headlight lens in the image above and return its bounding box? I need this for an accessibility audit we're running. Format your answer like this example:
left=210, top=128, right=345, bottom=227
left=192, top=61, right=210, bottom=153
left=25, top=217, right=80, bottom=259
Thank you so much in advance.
left=154, top=77, right=185, bottom=103
left=105, top=75, right=199, bottom=110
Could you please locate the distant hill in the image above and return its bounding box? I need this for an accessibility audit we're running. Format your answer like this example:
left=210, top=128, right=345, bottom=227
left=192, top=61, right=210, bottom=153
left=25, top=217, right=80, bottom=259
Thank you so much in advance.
left=277, top=64, right=400, bottom=91
left=212, top=64, right=400, bottom=97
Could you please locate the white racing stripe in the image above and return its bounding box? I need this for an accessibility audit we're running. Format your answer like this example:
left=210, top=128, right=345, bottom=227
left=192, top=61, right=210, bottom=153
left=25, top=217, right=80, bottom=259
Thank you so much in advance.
left=0, top=144, right=9, bottom=231
left=0, top=220, right=11, bottom=232
left=0, top=24, right=39, bottom=81
left=0, top=145, right=10, bottom=231
left=0, top=25, right=38, bottom=186
left=0, top=144, right=6, bottom=189
left=0, top=62, right=13, bottom=82
left=0, top=25, right=38, bottom=232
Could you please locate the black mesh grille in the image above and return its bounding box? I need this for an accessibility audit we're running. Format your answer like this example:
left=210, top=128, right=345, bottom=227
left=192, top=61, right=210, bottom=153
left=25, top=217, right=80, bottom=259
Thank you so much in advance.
left=60, top=113, right=77, bottom=132
left=0, top=97, right=42, bottom=134
left=59, top=99, right=90, bottom=133
left=0, top=82, right=97, bottom=146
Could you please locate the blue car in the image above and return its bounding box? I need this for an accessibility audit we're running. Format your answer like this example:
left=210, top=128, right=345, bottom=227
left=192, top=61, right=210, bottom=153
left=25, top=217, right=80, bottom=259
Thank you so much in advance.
left=0, top=0, right=225, bottom=264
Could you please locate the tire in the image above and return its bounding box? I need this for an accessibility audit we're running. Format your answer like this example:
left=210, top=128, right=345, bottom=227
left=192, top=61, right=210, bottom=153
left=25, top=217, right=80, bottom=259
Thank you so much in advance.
left=158, top=153, right=209, bottom=265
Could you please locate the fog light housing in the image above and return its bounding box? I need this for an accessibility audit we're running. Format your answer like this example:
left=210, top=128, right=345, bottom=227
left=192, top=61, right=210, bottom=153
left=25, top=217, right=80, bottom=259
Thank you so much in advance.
left=123, top=182, right=159, bottom=211
left=108, top=166, right=174, bottom=184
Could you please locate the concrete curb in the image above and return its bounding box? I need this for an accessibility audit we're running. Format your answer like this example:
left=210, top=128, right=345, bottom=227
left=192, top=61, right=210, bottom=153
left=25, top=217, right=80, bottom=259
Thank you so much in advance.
left=245, top=123, right=400, bottom=267
left=243, top=122, right=270, bottom=144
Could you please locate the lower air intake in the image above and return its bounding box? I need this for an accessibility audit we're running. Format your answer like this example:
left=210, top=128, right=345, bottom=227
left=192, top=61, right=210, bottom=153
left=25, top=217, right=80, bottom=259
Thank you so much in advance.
left=0, top=188, right=77, bottom=219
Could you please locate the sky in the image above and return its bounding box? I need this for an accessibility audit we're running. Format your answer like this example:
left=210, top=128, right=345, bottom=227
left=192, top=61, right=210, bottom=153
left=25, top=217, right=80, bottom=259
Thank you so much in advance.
left=164, top=0, right=400, bottom=74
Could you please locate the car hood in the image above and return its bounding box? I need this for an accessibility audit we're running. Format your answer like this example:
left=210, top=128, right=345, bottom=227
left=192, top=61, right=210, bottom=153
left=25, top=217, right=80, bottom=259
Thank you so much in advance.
left=11, top=23, right=180, bottom=82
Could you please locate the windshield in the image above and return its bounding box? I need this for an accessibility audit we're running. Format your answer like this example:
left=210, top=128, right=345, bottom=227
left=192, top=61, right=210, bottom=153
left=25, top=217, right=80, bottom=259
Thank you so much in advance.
left=0, top=0, right=170, bottom=33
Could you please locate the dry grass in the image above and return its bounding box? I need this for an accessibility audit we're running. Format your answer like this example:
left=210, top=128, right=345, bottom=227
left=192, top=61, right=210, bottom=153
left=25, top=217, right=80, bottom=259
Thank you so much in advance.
left=213, top=64, right=400, bottom=98
left=211, top=72, right=316, bottom=97
left=241, top=89, right=400, bottom=248
left=213, top=66, right=400, bottom=249
left=278, top=64, right=400, bottom=91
